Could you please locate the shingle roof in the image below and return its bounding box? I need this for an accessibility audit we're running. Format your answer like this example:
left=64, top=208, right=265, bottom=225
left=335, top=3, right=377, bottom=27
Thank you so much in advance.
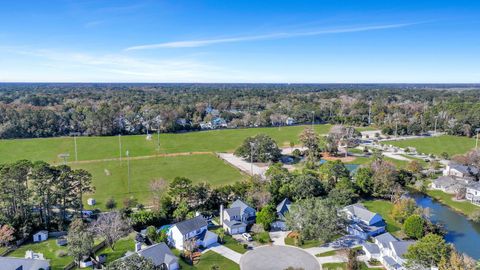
left=468, top=181, right=480, bottom=191
left=374, top=232, right=398, bottom=249
left=0, top=257, right=50, bottom=270
left=390, top=240, right=415, bottom=258
left=433, top=176, right=456, bottom=187
left=225, top=207, right=241, bottom=217
left=223, top=219, right=247, bottom=229
left=136, top=242, right=177, bottom=266
left=449, top=164, right=479, bottom=175
left=231, top=199, right=255, bottom=214
left=276, top=198, right=292, bottom=217
left=363, top=242, right=380, bottom=254
left=174, top=215, right=207, bottom=235
left=344, top=204, right=378, bottom=224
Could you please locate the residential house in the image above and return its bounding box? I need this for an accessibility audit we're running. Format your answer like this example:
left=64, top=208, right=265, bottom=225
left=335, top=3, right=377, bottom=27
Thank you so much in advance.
left=0, top=255, right=50, bottom=270
left=221, top=199, right=256, bottom=235
left=341, top=204, right=386, bottom=240
left=32, top=230, right=48, bottom=243
left=168, top=215, right=217, bottom=250
left=211, top=117, right=227, bottom=128
left=443, top=163, right=479, bottom=180
left=466, top=182, right=480, bottom=205
left=363, top=232, right=416, bottom=270
left=270, top=198, right=292, bottom=231
left=121, top=242, right=179, bottom=270
left=430, top=176, right=467, bottom=194
left=285, top=117, right=295, bottom=126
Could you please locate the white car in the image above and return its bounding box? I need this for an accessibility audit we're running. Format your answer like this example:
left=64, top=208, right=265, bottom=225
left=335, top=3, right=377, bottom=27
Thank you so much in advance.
left=242, top=233, right=252, bottom=241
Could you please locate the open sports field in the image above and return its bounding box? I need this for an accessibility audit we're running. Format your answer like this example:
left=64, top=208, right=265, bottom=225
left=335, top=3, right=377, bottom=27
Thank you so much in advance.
left=0, top=124, right=332, bottom=164
left=73, top=154, right=244, bottom=209
left=382, top=135, right=476, bottom=156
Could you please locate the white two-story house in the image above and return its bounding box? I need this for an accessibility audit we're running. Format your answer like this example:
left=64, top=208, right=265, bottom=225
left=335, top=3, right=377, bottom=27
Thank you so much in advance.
left=363, top=232, right=416, bottom=270
left=466, top=182, right=480, bottom=205
left=221, top=199, right=256, bottom=235
left=168, top=215, right=217, bottom=250
left=341, top=203, right=386, bottom=240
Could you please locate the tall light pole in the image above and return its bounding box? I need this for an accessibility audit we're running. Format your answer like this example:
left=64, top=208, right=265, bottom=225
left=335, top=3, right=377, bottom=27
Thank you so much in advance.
left=70, top=132, right=80, bottom=162
left=395, top=120, right=398, bottom=138
left=118, top=134, right=122, bottom=161
left=434, top=116, right=438, bottom=134
left=476, top=128, right=480, bottom=149
left=126, top=150, right=131, bottom=193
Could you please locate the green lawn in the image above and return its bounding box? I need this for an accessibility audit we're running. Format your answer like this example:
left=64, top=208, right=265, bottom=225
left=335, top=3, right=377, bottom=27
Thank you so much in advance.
left=221, top=235, right=248, bottom=254
left=426, top=189, right=480, bottom=216
left=382, top=135, right=475, bottom=156
left=284, top=236, right=322, bottom=248
left=362, top=200, right=402, bottom=236
left=0, top=125, right=332, bottom=164
left=322, top=262, right=380, bottom=270
left=95, top=233, right=136, bottom=265
left=8, top=238, right=72, bottom=270
left=172, top=250, right=240, bottom=270
left=316, top=250, right=337, bottom=257
left=75, top=154, right=244, bottom=209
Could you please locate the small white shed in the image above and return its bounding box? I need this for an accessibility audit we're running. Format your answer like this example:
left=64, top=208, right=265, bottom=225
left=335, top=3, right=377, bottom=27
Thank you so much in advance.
left=87, top=198, right=96, bottom=206
left=33, top=230, right=48, bottom=243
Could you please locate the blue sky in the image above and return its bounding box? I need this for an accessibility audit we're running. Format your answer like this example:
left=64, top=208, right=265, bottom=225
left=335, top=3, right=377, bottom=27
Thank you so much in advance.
left=0, top=0, right=479, bottom=83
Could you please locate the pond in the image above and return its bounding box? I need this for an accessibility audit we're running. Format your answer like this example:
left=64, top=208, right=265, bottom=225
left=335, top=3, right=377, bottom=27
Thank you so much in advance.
left=409, top=192, right=480, bottom=259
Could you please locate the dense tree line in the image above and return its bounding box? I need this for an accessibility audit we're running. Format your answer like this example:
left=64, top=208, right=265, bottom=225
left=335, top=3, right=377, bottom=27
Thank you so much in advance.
left=0, top=160, right=93, bottom=243
left=1, top=83, right=480, bottom=139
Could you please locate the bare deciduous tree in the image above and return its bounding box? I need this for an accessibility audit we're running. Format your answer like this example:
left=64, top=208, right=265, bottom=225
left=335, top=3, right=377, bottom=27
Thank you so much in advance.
left=91, top=211, right=131, bottom=250
left=150, top=178, right=167, bottom=211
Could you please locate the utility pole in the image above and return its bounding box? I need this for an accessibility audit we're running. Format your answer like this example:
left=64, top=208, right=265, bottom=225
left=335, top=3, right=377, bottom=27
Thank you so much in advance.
left=249, top=142, right=255, bottom=176
left=126, top=150, right=131, bottom=193
left=118, top=134, right=122, bottom=161
left=476, top=128, right=480, bottom=149
left=157, top=122, right=161, bottom=152
left=434, top=117, right=438, bottom=134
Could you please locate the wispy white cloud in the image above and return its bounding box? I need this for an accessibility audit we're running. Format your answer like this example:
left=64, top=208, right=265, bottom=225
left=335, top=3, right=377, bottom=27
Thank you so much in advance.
left=125, top=22, right=418, bottom=50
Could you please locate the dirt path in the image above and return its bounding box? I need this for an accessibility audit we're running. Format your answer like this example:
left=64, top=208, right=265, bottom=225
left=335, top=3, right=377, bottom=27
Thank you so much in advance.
left=69, top=151, right=213, bottom=164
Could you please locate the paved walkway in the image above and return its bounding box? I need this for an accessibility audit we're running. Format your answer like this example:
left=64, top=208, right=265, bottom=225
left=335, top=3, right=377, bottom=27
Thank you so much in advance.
left=217, top=153, right=267, bottom=178
left=269, top=231, right=289, bottom=246
left=202, top=243, right=243, bottom=264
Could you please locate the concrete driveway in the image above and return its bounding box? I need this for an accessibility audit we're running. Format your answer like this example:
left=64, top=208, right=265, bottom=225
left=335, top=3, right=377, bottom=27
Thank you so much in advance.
left=240, top=245, right=319, bottom=270
left=269, top=230, right=289, bottom=246
left=203, top=243, right=242, bottom=263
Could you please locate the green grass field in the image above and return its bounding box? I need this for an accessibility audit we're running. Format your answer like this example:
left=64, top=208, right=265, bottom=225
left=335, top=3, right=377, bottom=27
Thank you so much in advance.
left=362, top=200, right=402, bottom=236
left=8, top=238, right=72, bottom=270
left=172, top=250, right=240, bottom=270
left=426, top=190, right=480, bottom=216
left=0, top=124, right=332, bottom=164
left=382, top=135, right=476, bottom=156
left=76, top=154, right=244, bottom=209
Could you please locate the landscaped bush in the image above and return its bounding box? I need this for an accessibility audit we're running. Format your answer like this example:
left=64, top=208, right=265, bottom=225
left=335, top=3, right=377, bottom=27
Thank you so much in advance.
left=253, top=232, right=271, bottom=244
left=56, top=250, right=67, bottom=257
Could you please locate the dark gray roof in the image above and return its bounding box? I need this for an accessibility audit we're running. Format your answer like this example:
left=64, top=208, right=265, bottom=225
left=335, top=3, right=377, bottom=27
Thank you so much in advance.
left=225, top=207, right=241, bottom=217
left=449, top=164, right=479, bottom=175
left=223, top=219, right=247, bottom=229
left=136, top=242, right=178, bottom=266
left=0, top=257, right=50, bottom=270
left=433, top=176, right=456, bottom=187
left=390, top=241, right=415, bottom=258
left=374, top=232, right=398, bottom=249
left=344, top=204, right=379, bottom=224
left=174, top=215, right=207, bottom=235
left=363, top=242, right=380, bottom=254
left=276, top=198, right=292, bottom=217
left=382, top=255, right=401, bottom=268
left=468, top=181, right=480, bottom=191
left=231, top=199, right=255, bottom=214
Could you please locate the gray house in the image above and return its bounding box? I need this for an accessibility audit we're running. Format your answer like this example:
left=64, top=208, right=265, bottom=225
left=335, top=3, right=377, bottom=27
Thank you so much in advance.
left=466, top=182, right=480, bottom=205
left=0, top=256, right=50, bottom=270
left=341, top=203, right=386, bottom=240
left=271, top=198, right=292, bottom=231
left=124, top=242, right=179, bottom=270
left=221, top=199, right=256, bottom=234
left=363, top=232, right=416, bottom=270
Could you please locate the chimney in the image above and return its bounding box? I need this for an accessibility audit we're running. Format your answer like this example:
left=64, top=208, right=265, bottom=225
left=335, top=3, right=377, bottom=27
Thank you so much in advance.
left=135, top=242, right=142, bottom=252
left=219, top=204, right=224, bottom=225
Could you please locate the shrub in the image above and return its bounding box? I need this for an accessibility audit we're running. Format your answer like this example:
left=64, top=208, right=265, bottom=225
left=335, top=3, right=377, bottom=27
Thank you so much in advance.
left=469, top=210, right=480, bottom=223
left=105, top=197, right=116, bottom=210
left=403, top=214, right=425, bottom=239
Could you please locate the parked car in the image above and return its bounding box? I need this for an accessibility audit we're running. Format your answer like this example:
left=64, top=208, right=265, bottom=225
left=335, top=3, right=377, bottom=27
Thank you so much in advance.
left=242, top=233, right=252, bottom=241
